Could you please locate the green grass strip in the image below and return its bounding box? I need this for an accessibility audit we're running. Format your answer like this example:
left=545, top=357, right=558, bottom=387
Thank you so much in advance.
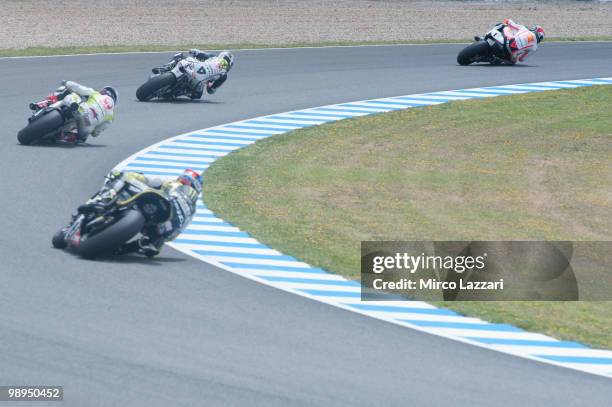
left=203, top=85, right=612, bottom=349
left=2, top=37, right=612, bottom=57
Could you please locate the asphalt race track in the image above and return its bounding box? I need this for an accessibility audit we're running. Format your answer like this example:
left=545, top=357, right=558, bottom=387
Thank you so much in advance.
left=1, top=43, right=612, bottom=406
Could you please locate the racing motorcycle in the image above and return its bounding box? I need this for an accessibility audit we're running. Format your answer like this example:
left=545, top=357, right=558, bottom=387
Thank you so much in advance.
left=17, top=87, right=81, bottom=145
left=52, top=177, right=173, bottom=259
left=136, top=53, right=218, bottom=101
left=457, top=26, right=510, bottom=66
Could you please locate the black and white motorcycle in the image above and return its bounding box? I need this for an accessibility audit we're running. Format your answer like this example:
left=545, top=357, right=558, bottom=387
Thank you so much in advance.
left=457, top=26, right=510, bottom=66
left=52, top=177, right=173, bottom=259
left=136, top=53, right=226, bottom=101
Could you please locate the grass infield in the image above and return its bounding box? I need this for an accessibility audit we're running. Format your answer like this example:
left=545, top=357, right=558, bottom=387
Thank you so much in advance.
left=1, top=37, right=612, bottom=57
left=203, top=85, right=612, bottom=349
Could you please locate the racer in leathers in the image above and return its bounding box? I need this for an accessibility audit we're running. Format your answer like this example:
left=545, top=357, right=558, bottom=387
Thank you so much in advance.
left=185, top=49, right=235, bottom=99
left=78, top=169, right=202, bottom=257
left=488, top=19, right=545, bottom=64
left=31, top=81, right=118, bottom=143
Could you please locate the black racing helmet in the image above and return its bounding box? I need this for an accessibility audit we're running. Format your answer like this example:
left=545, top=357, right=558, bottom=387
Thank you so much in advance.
left=530, top=25, right=545, bottom=43
left=100, top=86, right=118, bottom=103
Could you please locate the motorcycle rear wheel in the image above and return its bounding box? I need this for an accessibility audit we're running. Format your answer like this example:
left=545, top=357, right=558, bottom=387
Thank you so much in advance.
left=457, top=41, right=491, bottom=66
left=136, top=72, right=176, bottom=101
left=17, top=110, right=64, bottom=145
left=76, top=209, right=145, bottom=259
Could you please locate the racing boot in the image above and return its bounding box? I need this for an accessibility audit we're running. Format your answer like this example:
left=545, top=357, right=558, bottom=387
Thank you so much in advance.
left=57, top=130, right=78, bottom=143
left=190, top=81, right=204, bottom=99
left=207, top=75, right=226, bottom=94
left=57, top=124, right=80, bottom=143
left=77, top=202, right=106, bottom=215
left=77, top=191, right=114, bottom=214
left=137, top=236, right=161, bottom=257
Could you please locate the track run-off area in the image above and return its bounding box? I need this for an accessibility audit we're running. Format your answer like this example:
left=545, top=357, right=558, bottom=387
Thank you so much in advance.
left=1, top=43, right=612, bottom=406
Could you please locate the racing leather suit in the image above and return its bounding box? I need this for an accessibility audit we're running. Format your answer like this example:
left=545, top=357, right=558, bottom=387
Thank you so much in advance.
left=60, top=81, right=115, bottom=141
left=187, top=49, right=229, bottom=98
left=82, top=170, right=198, bottom=256
left=497, top=19, right=538, bottom=63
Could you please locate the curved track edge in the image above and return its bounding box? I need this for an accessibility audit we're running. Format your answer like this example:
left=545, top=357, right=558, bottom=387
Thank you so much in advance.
left=114, top=77, right=612, bottom=379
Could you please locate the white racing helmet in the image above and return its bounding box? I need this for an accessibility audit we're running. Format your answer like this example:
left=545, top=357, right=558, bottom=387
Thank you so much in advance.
left=218, top=51, right=235, bottom=71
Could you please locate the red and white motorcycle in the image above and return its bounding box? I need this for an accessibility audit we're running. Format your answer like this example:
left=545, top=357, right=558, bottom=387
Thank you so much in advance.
left=17, top=87, right=82, bottom=145
left=457, top=26, right=511, bottom=66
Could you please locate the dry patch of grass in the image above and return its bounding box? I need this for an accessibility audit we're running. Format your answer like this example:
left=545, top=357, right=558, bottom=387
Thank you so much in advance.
left=204, top=85, right=612, bottom=348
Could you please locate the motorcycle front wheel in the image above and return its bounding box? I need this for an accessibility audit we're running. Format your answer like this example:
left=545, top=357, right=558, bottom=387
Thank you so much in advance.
left=52, top=229, right=68, bottom=249
left=457, top=41, right=491, bottom=66
left=76, top=209, right=145, bottom=259
left=136, top=72, right=176, bottom=101
left=17, top=110, right=64, bottom=145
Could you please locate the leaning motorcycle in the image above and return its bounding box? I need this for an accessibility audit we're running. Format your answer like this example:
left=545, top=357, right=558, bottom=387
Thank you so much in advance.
left=457, top=27, right=509, bottom=66
left=52, top=179, right=173, bottom=259
left=17, top=87, right=81, bottom=145
left=136, top=53, right=215, bottom=101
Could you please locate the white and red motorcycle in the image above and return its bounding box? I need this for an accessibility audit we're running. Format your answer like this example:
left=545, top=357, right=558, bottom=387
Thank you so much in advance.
left=17, top=87, right=82, bottom=145
left=136, top=53, right=225, bottom=101
left=457, top=26, right=511, bottom=66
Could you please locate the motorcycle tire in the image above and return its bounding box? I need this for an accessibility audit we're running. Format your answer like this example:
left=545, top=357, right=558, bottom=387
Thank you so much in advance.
left=457, top=41, right=491, bottom=66
left=136, top=72, right=176, bottom=101
left=76, top=209, right=145, bottom=259
left=52, top=229, right=68, bottom=249
left=17, top=109, right=64, bottom=145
